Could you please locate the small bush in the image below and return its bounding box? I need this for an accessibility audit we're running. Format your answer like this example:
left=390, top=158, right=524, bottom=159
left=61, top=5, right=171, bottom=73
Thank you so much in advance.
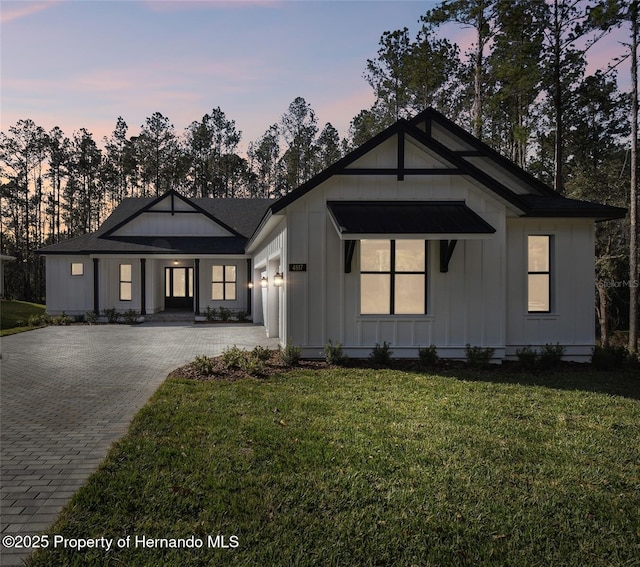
left=202, top=306, right=216, bottom=321
left=192, top=354, right=216, bottom=376
left=218, top=307, right=232, bottom=322
left=465, top=344, right=494, bottom=368
left=51, top=312, right=72, bottom=326
left=325, top=340, right=348, bottom=365
left=123, top=309, right=139, bottom=324
left=418, top=345, right=438, bottom=367
left=516, top=346, right=539, bottom=371
left=538, top=343, right=565, bottom=370
left=251, top=345, right=272, bottom=362
left=592, top=344, right=628, bottom=371
left=84, top=311, right=98, bottom=324
left=28, top=313, right=50, bottom=327
left=239, top=355, right=265, bottom=377
left=236, top=310, right=250, bottom=322
left=279, top=342, right=302, bottom=367
left=369, top=342, right=393, bottom=366
left=103, top=308, right=120, bottom=324
left=221, top=345, right=246, bottom=369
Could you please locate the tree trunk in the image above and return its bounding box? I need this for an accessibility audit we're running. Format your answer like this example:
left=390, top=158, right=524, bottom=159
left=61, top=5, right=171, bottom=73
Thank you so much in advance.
left=629, top=0, right=639, bottom=354
left=597, top=282, right=610, bottom=346
left=552, top=0, right=563, bottom=194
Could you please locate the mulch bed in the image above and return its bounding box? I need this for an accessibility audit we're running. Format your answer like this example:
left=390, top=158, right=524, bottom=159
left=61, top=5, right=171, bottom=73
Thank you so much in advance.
left=168, top=350, right=608, bottom=382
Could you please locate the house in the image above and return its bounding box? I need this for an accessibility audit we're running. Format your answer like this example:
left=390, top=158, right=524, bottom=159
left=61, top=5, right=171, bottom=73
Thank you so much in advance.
left=39, top=109, right=626, bottom=361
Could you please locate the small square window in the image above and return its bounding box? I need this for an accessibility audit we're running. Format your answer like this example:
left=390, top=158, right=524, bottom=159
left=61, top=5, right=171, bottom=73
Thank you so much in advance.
left=71, top=262, right=84, bottom=276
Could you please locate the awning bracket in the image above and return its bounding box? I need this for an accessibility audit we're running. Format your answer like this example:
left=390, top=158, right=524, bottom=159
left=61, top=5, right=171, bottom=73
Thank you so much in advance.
left=440, top=239, right=458, bottom=273
left=345, top=240, right=356, bottom=273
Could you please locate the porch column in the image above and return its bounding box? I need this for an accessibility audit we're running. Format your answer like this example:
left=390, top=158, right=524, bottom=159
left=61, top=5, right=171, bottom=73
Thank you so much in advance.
left=93, top=258, right=100, bottom=315
left=246, top=258, right=252, bottom=315
left=140, top=258, right=146, bottom=315
left=194, top=259, right=200, bottom=314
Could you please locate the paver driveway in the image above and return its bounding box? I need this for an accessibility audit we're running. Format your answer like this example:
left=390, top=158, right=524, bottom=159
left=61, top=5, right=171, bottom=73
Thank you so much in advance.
left=0, top=323, right=278, bottom=566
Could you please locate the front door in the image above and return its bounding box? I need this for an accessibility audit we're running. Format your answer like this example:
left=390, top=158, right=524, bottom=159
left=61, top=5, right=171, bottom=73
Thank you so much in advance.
left=165, top=267, right=194, bottom=310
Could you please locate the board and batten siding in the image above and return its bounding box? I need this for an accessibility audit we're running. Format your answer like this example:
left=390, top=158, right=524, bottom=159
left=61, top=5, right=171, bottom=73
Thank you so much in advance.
left=252, top=219, right=287, bottom=340
left=284, top=171, right=508, bottom=359
left=45, top=255, right=93, bottom=315
left=505, top=218, right=596, bottom=361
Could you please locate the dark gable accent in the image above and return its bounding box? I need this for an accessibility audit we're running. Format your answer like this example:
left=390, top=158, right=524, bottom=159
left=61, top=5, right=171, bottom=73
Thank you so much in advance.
left=101, top=189, right=246, bottom=238
left=257, top=108, right=625, bottom=242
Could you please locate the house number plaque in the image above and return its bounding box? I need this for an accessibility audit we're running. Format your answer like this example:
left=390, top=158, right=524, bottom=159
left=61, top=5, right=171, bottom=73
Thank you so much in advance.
left=289, top=264, right=307, bottom=272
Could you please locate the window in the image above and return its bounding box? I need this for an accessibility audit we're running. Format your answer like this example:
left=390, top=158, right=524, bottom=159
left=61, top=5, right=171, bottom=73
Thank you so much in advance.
left=528, top=235, right=552, bottom=312
left=70, top=262, right=84, bottom=276
left=212, top=265, right=237, bottom=301
left=119, top=264, right=132, bottom=301
left=360, top=239, right=426, bottom=315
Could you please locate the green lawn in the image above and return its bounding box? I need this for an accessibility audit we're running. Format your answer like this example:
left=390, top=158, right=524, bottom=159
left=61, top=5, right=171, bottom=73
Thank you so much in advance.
left=0, top=299, right=46, bottom=335
left=27, top=366, right=639, bottom=566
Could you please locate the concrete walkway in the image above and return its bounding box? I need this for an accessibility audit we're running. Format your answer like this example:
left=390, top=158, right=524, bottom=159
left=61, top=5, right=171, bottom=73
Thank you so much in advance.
left=0, top=323, right=278, bottom=566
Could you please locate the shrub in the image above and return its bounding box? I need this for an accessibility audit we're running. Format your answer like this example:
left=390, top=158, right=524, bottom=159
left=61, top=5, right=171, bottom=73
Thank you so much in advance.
left=325, top=340, right=347, bottom=365
left=251, top=345, right=272, bottom=362
left=516, top=346, right=539, bottom=371
left=221, top=345, right=246, bottom=369
left=369, top=342, right=393, bottom=366
left=218, top=307, right=232, bottom=322
left=538, top=343, right=565, bottom=370
left=239, top=355, right=265, bottom=377
left=123, top=309, right=139, bottom=324
left=28, top=313, right=50, bottom=327
left=204, top=306, right=217, bottom=322
left=465, top=344, right=494, bottom=368
left=236, top=310, right=250, bottom=322
left=418, top=345, right=438, bottom=367
left=84, top=311, right=98, bottom=324
left=103, top=308, right=120, bottom=324
left=192, top=354, right=216, bottom=376
left=279, top=342, right=302, bottom=366
left=51, top=312, right=72, bottom=326
left=592, top=344, right=628, bottom=371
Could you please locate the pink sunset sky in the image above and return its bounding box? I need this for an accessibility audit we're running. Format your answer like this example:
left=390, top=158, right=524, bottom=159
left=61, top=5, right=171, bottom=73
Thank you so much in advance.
left=1, top=0, right=634, bottom=154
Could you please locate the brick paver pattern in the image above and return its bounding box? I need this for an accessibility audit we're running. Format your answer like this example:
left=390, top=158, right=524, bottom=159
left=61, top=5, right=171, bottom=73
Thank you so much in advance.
left=0, top=323, right=278, bottom=566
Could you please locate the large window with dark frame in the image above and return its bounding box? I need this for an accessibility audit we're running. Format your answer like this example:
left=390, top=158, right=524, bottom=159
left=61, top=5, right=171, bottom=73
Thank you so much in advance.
left=360, top=239, right=427, bottom=315
left=527, top=235, right=552, bottom=313
left=119, top=264, right=132, bottom=301
left=212, top=265, right=237, bottom=301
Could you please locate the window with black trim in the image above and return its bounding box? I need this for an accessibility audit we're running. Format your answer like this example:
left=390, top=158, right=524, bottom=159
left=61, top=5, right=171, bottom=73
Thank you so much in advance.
left=360, top=239, right=427, bottom=315
left=527, top=235, right=552, bottom=312
left=119, top=264, right=132, bottom=301
left=70, top=262, right=84, bottom=276
left=212, top=265, right=237, bottom=301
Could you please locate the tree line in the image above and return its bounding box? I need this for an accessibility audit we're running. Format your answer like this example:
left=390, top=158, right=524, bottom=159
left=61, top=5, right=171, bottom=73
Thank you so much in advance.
left=1, top=0, right=637, bottom=351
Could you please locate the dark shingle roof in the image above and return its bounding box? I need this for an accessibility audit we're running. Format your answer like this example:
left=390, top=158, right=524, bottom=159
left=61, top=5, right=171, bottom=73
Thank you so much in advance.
left=39, top=196, right=274, bottom=255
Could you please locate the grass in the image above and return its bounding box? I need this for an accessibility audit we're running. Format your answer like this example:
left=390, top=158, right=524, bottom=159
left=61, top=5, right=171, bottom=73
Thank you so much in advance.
left=0, top=299, right=46, bottom=335
left=27, top=366, right=639, bottom=566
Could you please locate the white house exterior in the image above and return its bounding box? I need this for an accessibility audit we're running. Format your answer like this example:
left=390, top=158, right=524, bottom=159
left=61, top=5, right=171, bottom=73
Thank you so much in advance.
left=40, top=109, right=625, bottom=361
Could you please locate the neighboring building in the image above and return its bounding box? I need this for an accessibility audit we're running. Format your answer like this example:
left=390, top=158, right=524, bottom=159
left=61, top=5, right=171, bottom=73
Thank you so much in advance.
left=39, top=109, right=626, bottom=361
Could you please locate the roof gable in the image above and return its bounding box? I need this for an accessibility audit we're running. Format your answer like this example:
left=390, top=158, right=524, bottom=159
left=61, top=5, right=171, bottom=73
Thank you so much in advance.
left=263, top=108, right=625, bottom=226
left=104, top=190, right=242, bottom=238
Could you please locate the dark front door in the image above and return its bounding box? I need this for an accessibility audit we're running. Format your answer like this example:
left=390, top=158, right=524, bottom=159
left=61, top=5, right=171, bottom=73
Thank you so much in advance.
left=165, top=267, right=194, bottom=310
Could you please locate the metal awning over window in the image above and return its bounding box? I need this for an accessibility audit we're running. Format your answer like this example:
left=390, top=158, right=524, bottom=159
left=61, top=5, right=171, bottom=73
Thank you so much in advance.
left=326, top=201, right=496, bottom=240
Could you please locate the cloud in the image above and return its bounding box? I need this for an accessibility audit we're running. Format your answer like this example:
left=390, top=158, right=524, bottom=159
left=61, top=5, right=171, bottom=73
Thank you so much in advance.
left=0, top=0, right=63, bottom=24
